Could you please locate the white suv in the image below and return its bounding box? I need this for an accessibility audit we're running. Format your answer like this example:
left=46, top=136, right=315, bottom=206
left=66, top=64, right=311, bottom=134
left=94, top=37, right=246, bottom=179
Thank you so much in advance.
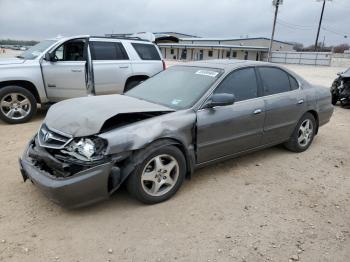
left=0, top=35, right=165, bottom=124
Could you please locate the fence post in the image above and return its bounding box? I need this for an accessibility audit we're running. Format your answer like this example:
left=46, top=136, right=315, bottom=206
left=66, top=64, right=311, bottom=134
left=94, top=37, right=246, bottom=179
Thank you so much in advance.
left=284, top=52, right=286, bottom=64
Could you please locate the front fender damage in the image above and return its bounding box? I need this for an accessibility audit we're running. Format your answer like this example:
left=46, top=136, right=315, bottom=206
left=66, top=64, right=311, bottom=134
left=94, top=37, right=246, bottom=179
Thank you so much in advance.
left=98, top=110, right=197, bottom=193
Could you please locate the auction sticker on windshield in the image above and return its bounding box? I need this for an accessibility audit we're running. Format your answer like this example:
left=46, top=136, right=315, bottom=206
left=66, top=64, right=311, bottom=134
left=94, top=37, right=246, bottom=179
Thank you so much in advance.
left=171, top=99, right=182, bottom=105
left=195, top=70, right=219, bottom=77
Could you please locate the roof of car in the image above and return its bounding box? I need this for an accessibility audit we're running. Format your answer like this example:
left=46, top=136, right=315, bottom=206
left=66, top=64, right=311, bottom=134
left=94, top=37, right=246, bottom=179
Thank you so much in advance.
left=48, top=35, right=152, bottom=44
left=177, top=59, right=275, bottom=70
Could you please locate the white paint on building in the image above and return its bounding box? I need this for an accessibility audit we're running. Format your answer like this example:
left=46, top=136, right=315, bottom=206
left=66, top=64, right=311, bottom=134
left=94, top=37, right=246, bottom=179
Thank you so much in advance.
left=158, top=36, right=294, bottom=62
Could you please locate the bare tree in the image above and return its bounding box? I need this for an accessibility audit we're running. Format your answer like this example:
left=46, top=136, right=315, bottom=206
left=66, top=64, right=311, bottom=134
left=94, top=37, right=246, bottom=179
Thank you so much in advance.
left=333, top=44, right=350, bottom=53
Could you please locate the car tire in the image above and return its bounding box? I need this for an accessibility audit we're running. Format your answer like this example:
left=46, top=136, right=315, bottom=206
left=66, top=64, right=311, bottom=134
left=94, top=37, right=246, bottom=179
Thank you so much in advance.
left=284, top=113, right=316, bottom=153
left=0, top=86, right=37, bottom=124
left=124, top=80, right=142, bottom=93
left=126, top=144, right=186, bottom=204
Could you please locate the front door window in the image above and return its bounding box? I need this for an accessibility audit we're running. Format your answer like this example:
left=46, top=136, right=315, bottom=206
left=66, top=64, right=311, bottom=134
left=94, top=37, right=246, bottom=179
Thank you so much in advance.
left=53, top=39, right=86, bottom=61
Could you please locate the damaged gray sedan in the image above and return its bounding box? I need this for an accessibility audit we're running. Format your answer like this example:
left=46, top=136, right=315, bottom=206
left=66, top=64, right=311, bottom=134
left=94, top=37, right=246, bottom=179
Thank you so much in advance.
left=19, top=60, right=333, bottom=208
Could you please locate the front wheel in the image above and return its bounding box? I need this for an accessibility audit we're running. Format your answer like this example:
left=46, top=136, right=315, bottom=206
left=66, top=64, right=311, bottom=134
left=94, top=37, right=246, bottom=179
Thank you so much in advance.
left=126, top=145, right=186, bottom=204
left=284, top=113, right=316, bottom=153
left=0, top=86, right=37, bottom=124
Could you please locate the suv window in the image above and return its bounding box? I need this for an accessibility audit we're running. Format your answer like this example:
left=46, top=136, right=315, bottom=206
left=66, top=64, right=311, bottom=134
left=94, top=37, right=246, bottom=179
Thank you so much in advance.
left=258, top=67, right=292, bottom=95
left=214, top=68, right=258, bottom=102
left=54, top=39, right=86, bottom=61
left=131, top=43, right=161, bottom=60
left=91, top=41, right=128, bottom=60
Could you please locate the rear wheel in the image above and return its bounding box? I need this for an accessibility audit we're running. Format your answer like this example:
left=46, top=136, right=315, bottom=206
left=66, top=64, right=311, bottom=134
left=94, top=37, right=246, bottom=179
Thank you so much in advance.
left=284, top=113, right=316, bottom=153
left=0, top=86, right=37, bottom=124
left=126, top=145, right=186, bottom=204
left=124, top=79, right=143, bottom=92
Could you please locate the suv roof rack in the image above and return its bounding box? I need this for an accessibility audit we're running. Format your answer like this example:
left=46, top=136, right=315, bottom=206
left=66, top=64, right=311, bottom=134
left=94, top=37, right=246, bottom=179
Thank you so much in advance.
left=91, top=35, right=150, bottom=42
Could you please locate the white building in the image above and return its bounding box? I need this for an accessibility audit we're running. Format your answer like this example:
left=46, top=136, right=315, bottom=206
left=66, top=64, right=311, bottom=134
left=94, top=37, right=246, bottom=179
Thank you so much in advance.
left=156, top=33, right=294, bottom=61
left=105, top=32, right=295, bottom=62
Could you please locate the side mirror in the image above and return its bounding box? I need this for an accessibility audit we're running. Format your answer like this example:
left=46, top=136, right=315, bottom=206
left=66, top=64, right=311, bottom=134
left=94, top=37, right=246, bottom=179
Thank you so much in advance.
left=44, top=52, right=55, bottom=62
left=337, top=72, right=343, bottom=76
left=203, top=93, right=235, bottom=109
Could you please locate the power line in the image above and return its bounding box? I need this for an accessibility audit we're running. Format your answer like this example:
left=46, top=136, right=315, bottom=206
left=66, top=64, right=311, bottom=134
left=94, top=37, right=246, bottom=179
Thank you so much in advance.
left=276, top=21, right=314, bottom=31
left=276, top=18, right=349, bottom=37
left=277, top=18, right=315, bottom=29
left=322, top=26, right=349, bottom=38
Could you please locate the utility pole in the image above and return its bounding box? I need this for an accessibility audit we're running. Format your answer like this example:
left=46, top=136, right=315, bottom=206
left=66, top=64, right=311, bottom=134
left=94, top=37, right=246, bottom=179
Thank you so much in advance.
left=268, top=0, right=282, bottom=62
left=314, top=0, right=331, bottom=51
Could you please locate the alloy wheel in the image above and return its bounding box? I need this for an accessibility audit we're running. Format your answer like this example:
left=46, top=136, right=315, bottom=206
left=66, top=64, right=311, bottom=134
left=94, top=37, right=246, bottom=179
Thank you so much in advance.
left=297, top=119, right=313, bottom=147
left=0, top=93, right=31, bottom=120
left=141, top=154, right=179, bottom=197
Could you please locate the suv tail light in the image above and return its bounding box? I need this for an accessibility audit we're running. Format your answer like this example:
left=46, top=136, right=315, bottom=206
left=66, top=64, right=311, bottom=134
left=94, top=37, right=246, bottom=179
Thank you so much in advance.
left=162, top=60, right=166, bottom=70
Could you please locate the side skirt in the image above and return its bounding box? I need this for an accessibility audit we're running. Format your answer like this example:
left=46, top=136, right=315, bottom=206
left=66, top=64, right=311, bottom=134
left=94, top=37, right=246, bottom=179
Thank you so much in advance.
left=194, top=139, right=288, bottom=169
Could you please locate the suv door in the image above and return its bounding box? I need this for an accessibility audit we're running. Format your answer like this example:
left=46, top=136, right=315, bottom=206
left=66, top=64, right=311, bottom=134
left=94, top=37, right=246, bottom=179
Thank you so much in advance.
left=257, top=66, right=306, bottom=144
left=41, top=39, right=88, bottom=101
left=90, top=40, right=131, bottom=95
left=196, top=67, right=265, bottom=163
left=128, top=42, right=164, bottom=79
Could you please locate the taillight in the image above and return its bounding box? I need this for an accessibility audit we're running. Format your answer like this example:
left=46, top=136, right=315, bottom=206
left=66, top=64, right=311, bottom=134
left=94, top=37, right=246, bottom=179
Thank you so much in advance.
left=162, top=60, right=166, bottom=70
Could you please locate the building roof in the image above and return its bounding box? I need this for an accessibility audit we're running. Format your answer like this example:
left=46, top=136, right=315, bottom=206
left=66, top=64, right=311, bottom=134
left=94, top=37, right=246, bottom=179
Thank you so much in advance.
left=103, top=32, right=292, bottom=46
left=153, top=32, right=200, bottom=38
left=158, top=43, right=269, bottom=51
left=179, top=37, right=293, bottom=46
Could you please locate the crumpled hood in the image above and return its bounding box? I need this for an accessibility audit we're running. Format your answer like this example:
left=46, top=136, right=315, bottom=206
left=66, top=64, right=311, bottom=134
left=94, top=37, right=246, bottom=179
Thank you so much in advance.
left=45, top=95, right=174, bottom=137
left=0, top=58, right=25, bottom=65
left=340, top=71, right=350, bottom=78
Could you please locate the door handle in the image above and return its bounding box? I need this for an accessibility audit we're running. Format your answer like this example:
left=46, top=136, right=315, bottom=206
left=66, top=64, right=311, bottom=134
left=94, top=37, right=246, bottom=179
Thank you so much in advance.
left=71, top=69, right=82, bottom=73
left=297, top=99, right=304, bottom=104
left=119, top=66, right=129, bottom=69
left=253, top=109, right=262, bottom=115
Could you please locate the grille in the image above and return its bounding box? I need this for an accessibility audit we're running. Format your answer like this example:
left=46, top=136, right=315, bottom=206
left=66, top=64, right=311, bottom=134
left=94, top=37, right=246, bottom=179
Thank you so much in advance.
left=37, top=124, right=72, bottom=149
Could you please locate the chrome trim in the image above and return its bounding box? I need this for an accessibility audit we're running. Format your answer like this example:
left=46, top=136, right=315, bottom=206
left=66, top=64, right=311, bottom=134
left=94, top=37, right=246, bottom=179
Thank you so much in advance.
left=37, top=124, right=73, bottom=149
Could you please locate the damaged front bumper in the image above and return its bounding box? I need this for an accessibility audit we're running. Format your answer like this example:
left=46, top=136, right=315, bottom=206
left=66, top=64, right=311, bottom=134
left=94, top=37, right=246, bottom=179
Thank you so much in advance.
left=19, top=137, right=120, bottom=208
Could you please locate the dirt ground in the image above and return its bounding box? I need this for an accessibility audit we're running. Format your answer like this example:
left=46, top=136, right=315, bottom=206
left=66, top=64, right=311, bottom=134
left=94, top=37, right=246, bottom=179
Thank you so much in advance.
left=0, top=49, right=22, bottom=59
left=0, top=63, right=349, bottom=262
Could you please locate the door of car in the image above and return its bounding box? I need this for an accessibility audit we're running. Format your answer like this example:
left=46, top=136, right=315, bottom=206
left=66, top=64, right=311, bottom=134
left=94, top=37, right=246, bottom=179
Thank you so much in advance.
left=257, top=66, right=306, bottom=145
left=41, top=39, right=88, bottom=101
left=196, top=67, right=265, bottom=163
left=90, top=40, right=131, bottom=95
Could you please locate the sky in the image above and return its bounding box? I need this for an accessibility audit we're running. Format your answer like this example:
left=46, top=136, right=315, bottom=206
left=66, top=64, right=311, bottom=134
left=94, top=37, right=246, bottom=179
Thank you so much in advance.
left=0, top=0, right=349, bottom=46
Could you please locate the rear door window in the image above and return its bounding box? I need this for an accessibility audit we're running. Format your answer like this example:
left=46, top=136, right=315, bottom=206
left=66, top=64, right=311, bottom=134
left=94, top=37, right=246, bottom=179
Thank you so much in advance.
left=214, top=68, right=258, bottom=102
left=289, top=75, right=299, bottom=90
left=91, top=41, right=129, bottom=60
left=131, top=43, right=161, bottom=60
left=258, top=67, right=291, bottom=96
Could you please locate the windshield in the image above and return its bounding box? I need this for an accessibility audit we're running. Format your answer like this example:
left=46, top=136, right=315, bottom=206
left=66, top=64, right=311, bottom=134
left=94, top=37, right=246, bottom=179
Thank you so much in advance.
left=18, top=40, right=57, bottom=60
left=126, top=66, right=223, bottom=109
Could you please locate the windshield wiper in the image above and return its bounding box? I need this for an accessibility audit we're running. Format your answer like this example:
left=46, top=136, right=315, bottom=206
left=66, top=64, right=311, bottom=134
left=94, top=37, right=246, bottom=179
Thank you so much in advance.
left=16, top=55, right=24, bottom=59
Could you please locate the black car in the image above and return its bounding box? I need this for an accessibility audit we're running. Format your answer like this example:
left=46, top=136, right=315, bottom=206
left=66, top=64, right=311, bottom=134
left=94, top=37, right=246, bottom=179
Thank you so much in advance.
left=331, top=68, right=350, bottom=106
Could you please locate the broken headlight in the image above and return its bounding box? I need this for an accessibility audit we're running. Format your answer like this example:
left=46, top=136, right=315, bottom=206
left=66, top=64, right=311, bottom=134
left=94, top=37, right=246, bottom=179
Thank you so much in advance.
left=76, top=138, right=96, bottom=159
left=62, top=137, right=107, bottom=162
